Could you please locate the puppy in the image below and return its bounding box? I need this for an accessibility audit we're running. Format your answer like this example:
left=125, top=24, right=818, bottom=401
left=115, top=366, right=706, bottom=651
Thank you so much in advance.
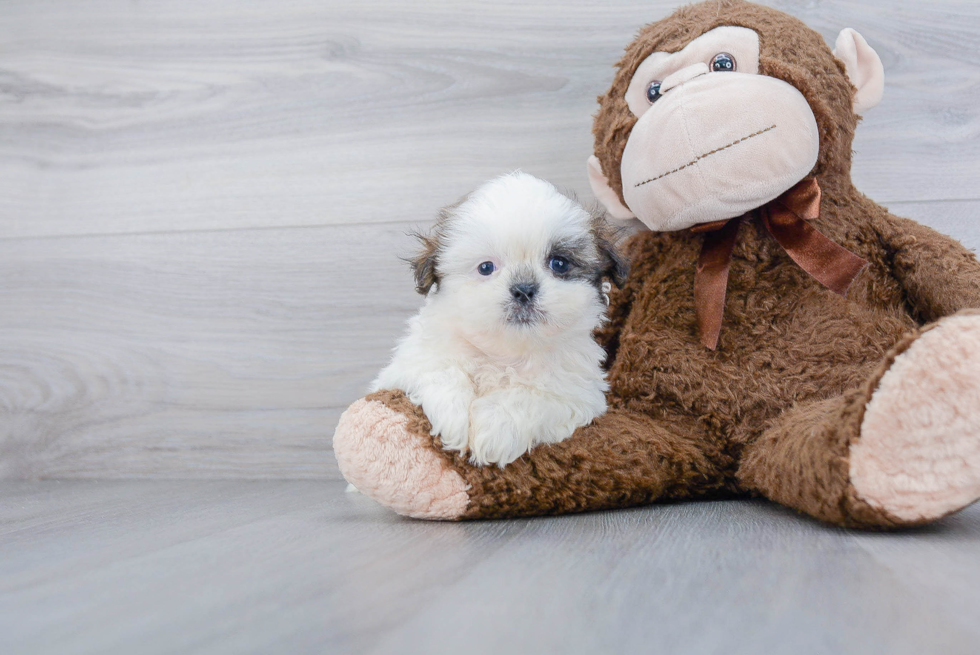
left=370, top=172, right=628, bottom=466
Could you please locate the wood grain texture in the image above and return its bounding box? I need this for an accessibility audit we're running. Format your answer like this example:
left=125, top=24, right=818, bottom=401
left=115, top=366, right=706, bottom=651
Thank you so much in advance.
left=1, top=480, right=980, bottom=654
left=0, top=223, right=422, bottom=479
left=0, top=0, right=978, bottom=478
left=0, top=0, right=977, bottom=240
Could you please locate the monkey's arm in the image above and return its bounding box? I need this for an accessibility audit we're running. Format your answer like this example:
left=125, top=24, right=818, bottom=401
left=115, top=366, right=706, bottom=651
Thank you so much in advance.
left=334, top=389, right=724, bottom=520
left=877, top=213, right=980, bottom=322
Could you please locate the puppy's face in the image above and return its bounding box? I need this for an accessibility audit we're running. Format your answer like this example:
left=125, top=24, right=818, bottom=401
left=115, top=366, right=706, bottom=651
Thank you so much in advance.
left=413, top=172, right=627, bottom=342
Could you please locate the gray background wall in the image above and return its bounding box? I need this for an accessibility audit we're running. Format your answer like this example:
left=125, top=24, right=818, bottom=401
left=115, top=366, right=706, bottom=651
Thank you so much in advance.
left=2, top=0, right=978, bottom=479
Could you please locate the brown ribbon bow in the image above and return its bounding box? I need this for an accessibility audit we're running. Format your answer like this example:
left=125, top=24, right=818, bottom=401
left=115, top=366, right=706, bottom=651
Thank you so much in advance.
left=693, top=177, right=868, bottom=350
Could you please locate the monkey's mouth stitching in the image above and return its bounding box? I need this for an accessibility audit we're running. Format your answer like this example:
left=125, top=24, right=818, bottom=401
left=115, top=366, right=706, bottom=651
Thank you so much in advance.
left=634, top=124, right=778, bottom=188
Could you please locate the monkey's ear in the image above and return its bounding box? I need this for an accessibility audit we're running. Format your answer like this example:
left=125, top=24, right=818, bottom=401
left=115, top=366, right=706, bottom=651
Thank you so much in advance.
left=409, top=233, right=440, bottom=295
left=587, top=155, right=636, bottom=220
left=833, top=28, right=884, bottom=114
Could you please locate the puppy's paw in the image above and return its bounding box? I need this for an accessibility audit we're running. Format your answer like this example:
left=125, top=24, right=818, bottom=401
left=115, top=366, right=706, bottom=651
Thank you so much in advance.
left=468, top=396, right=531, bottom=467
left=427, top=401, right=470, bottom=453
left=408, top=371, right=474, bottom=453
left=539, top=419, right=579, bottom=445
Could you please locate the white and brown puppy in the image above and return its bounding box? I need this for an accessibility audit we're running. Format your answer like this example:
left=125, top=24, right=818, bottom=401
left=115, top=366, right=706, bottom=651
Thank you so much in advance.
left=370, top=172, right=627, bottom=466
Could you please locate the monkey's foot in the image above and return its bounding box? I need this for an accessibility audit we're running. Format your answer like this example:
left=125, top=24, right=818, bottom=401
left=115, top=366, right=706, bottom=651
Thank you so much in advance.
left=333, top=397, right=470, bottom=519
left=851, top=312, right=980, bottom=523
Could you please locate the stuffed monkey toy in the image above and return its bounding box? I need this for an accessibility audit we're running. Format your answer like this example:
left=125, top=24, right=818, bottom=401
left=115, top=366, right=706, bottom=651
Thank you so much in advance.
left=333, top=0, right=980, bottom=528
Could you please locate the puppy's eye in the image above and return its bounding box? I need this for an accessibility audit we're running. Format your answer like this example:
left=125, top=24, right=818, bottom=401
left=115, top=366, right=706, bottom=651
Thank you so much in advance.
left=549, top=256, right=569, bottom=275
left=711, top=53, right=736, bottom=72
left=646, top=81, right=662, bottom=104
left=477, top=261, right=495, bottom=276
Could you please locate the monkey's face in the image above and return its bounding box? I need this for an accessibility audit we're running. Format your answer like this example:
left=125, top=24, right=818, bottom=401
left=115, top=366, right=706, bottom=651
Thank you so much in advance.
left=598, top=26, right=818, bottom=232
left=622, top=26, right=818, bottom=231
left=588, top=18, right=884, bottom=233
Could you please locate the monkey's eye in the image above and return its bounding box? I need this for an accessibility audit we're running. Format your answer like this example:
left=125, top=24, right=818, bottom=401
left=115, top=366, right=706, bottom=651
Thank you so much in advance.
left=549, top=256, right=570, bottom=275
left=477, top=261, right=495, bottom=276
left=646, top=81, right=662, bottom=104
left=711, top=53, right=736, bottom=72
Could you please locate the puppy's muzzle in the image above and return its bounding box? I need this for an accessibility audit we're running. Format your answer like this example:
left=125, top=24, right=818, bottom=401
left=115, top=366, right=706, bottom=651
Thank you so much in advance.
left=510, top=282, right=538, bottom=305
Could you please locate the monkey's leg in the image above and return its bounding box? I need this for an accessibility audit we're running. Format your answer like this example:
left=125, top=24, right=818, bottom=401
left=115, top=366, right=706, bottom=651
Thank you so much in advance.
left=333, top=390, right=722, bottom=520
left=739, top=310, right=980, bottom=528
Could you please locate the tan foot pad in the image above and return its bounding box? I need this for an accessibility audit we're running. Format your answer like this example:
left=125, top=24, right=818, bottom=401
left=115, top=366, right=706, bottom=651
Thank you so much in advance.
left=852, top=314, right=980, bottom=522
left=333, top=399, right=470, bottom=520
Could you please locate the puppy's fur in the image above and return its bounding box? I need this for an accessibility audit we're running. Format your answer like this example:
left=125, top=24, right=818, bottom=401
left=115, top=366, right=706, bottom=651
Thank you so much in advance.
left=371, top=172, right=627, bottom=466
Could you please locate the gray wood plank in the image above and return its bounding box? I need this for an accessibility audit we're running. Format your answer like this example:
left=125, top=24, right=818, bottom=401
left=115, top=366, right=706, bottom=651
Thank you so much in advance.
left=0, top=223, right=422, bottom=479
left=372, top=505, right=980, bottom=655
left=852, top=509, right=980, bottom=653
left=0, top=0, right=977, bottom=240
left=887, top=199, right=980, bottom=253
left=1, top=480, right=979, bottom=654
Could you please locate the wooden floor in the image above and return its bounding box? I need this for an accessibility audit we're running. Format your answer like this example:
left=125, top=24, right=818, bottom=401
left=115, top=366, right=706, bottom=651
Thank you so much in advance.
left=1, top=480, right=979, bottom=655
left=2, top=1, right=980, bottom=653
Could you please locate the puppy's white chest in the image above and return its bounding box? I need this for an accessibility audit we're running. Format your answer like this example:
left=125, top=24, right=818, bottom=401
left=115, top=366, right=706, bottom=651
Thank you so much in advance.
left=468, top=358, right=545, bottom=396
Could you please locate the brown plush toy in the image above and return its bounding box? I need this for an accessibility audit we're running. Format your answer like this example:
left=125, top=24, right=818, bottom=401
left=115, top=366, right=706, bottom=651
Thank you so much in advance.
left=333, top=0, right=980, bottom=528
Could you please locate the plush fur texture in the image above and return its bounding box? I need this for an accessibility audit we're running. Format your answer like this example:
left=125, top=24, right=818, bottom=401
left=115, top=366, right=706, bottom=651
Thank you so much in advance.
left=334, top=398, right=469, bottom=519
left=333, top=0, right=980, bottom=527
left=369, top=172, right=626, bottom=466
left=852, top=311, right=980, bottom=521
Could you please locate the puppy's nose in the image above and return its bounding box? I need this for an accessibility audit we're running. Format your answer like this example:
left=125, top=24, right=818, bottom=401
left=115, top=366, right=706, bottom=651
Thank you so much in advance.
left=510, top=282, right=538, bottom=304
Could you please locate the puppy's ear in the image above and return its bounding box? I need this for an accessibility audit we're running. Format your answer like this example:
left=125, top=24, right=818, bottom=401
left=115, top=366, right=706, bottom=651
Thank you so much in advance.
left=408, top=198, right=465, bottom=295
left=600, top=239, right=629, bottom=288
left=408, top=232, right=440, bottom=295
left=592, top=213, right=629, bottom=288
